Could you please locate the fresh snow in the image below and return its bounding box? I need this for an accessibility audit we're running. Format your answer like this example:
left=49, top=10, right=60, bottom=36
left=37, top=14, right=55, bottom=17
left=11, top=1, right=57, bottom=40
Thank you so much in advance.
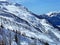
left=0, top=1, right=60, bottom=45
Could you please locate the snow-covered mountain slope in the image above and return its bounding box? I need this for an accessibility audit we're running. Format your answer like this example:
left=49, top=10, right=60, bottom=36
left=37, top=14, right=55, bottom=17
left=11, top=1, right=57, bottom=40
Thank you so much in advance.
left=0, top=1, right=60, bottom=45
left=46, top=12, right=60, bottom=29
left=38, top=12, right=60, bottom=30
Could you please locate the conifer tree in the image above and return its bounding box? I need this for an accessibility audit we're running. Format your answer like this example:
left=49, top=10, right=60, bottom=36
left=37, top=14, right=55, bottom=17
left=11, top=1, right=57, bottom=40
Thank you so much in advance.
left=15, top=30, right=20, bottom=45
left=45, top=42, right=49, bottom=45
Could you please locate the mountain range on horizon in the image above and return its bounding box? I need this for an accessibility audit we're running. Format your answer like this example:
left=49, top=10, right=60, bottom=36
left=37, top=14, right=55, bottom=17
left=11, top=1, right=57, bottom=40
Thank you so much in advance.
left=0, top=0, right=60, bottom=45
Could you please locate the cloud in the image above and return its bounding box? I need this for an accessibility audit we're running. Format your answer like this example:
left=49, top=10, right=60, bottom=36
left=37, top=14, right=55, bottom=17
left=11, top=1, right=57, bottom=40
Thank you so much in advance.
left=0, top=0, right=7, bottom=1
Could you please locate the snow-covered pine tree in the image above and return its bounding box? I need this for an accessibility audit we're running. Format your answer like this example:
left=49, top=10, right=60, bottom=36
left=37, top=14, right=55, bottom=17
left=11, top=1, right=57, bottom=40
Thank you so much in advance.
left=15, top=30, right=20, bottom=45
left=45, top=42, right=49, bottom=45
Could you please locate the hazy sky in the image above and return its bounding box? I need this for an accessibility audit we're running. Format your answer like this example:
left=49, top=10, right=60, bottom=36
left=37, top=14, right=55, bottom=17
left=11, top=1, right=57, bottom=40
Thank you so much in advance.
left=8, top=0, right=60, bottom=14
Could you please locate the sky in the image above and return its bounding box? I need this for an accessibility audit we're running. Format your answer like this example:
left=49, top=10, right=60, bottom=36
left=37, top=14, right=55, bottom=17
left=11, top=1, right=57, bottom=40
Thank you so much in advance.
left=7, top=0, right=60, bottom=14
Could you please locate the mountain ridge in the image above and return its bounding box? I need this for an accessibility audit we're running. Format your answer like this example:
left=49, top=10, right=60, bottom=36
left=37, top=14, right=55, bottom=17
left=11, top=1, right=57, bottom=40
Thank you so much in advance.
left=0, top=1, right=60, bottom=45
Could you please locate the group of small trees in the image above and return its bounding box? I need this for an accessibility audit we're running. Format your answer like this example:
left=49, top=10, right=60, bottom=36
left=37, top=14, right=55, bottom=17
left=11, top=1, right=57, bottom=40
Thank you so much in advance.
left=0, top=23, right=50, bottom=45
left=0, top=24, right=5, bottom=45
left=0, top=40, right=5, bottom=45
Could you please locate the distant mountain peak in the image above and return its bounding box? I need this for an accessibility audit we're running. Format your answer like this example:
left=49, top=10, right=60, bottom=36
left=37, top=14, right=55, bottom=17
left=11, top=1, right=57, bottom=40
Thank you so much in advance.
left=46, top=11, right=60, bottom=17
